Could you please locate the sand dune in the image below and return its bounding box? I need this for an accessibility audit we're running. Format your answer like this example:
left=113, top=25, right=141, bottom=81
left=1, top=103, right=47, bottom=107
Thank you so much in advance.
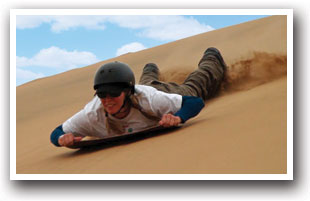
left=16, top=15, right=287, bottom=174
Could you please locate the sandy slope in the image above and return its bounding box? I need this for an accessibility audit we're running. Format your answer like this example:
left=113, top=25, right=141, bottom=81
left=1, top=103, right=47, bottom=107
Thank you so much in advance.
left=16, top=15, right=287, bottom=174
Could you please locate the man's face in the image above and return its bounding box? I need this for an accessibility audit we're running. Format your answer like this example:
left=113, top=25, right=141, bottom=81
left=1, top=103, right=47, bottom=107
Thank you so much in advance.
left=100, top=92, right=126, bottom=114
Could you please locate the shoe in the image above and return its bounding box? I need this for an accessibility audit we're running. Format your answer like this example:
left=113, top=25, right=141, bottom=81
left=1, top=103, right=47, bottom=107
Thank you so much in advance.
left=143, top=63, right=159, bottom=73
left=202, top=47, right=227, bottom=71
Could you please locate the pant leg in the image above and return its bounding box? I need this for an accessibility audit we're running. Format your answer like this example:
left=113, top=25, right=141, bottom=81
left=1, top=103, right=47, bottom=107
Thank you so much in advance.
left=139, top=63, right=195, bottom=96
left=182, top=53, right=226, bottom=100
left=138, top=63, right=160, bottom=85
left=139, top=48, right=226, bottom=101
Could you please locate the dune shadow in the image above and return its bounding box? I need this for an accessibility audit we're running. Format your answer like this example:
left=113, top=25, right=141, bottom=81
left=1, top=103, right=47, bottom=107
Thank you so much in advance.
left=64, top=126, right=182, bottom=156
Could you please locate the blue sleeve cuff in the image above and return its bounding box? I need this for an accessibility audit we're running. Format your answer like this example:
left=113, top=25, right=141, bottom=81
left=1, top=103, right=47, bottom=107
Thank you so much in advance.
left=50, top=125, right=65, bottom=147
left=174, top=96, right=205, bottom=123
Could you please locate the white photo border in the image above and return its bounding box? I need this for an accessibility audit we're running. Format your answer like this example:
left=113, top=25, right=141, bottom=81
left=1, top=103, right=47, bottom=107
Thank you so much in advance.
left=10, top=8, right=293, bottom=180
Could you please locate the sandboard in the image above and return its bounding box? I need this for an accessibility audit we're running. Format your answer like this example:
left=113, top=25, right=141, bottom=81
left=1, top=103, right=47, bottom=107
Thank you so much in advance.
left=68, top=125, right=180, bottom=149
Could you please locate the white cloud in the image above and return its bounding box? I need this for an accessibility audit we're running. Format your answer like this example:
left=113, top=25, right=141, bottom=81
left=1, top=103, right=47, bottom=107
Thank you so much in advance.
left=116, top=42, right=147, bottom=56
left=50, top=16, right=107, bottom=33
left=16, top=15, right=108, bottom=32
left=16, top=15, right=53, bottom=29
left=16, top=68, right=44, bottom=80
left=109, top=16, right=215, bottom=40
left=16, top=68, right=45, bottom=86
left=16, top=15, right=215, bottom=40
left=16, top=46, right=100, bottom=69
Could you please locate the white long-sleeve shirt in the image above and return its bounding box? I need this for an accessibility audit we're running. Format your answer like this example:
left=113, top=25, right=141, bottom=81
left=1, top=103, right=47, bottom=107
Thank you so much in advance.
left=62, top=85, right=182, bottom=138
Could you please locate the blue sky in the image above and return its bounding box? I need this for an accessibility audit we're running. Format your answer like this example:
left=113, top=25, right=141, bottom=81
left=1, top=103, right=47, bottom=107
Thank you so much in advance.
left=15, top=14, right=268, bottom=86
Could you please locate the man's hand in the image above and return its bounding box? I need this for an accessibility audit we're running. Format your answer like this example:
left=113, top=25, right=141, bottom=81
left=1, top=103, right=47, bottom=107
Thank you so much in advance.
left=58, top=133, right=83, bottom=147
left=159, top=113, right=182, bottom=128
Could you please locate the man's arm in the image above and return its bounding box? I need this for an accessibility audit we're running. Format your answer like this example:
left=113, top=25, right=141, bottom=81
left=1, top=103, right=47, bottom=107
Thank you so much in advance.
left=159, top=96, right=204, bottom=127
left=50, top=125, right=65, bottom=147
left=50, top=125, right=83, bottom=147
left=174, top=96, right=205, bottom=123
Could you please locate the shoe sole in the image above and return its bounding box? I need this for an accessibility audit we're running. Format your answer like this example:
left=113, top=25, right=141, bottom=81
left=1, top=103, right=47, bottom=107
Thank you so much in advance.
left=204, top=47, right=227, bottom=71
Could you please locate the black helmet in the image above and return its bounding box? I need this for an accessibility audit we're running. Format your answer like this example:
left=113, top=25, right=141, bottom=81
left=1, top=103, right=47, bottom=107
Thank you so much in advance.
left=94, top=61, right=135, bottom=90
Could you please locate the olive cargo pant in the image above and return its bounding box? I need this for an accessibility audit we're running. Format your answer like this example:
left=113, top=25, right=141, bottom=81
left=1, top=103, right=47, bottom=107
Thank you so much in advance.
left=138, top=48, right=226, bottom=101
